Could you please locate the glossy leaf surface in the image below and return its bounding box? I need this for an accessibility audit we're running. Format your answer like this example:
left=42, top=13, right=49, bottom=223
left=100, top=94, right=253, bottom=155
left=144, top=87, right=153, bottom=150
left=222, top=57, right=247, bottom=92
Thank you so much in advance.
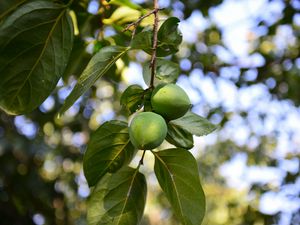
left=154, top=148, right=205, bottom=225
left=87, top=167, right=147, bottom=225
left=83, top=120, right=136, bottom=187
left=0, top=1, right=73, bottom=115
left=170, top=111, right=217, bottom=136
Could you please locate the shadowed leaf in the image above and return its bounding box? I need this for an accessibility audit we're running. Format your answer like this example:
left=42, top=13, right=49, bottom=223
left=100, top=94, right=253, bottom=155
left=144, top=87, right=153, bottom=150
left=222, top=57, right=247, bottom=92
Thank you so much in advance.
left=143, top=59, right=180, bottom=86
left=170, top=111, right=217, bottom=136
left=120, top=85, right=144, bottom=114
left=166, top=123, right=194, bottom=149
left=0, top=1, right=73, bottom=115
left=83, top=120, right=137, bottom=187
left=154, top=148, right=205, bottom=225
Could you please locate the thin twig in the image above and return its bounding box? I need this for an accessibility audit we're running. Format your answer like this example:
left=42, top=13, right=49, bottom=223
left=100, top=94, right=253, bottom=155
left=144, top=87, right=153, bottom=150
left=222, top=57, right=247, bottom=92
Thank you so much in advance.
left=123, top=8, right=163, bottom=40
left=149, top=0, right=159, bottom=88
left=123, top=8, right=164, bottom=32
left=139, top=150, right=147, bottom=165
left=123, top=9, right=156, bottom=32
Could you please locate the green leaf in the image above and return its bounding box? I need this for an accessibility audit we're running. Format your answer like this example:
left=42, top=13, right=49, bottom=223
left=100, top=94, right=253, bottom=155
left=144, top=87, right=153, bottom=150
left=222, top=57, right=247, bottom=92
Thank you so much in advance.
left=130, top=31, right=152, bottom=52
left=157, top=17, right=182, bottom=56
left=83, top=120, right=137, bottom=187
left=87, top=167, right=147, bottom=225
left=170, top=111, right=217, bottom=136
left=153, top=148, right=205, bottom=225
left=131, top=18, right=182, bottom=56
left=166, top=123, right=194, bottom=149
left=108, top=0, right=141, bottom=10
left=0, top=1, right=74, bottom=115
left=0, top=0, right=27, bottom=21
left=59, top=45, right=129, bottom=115
left=120, top=85, right=144, bottom=114
left=103, top=6, right=141, bottom=25
left=143, top=59, right=180, bottom=86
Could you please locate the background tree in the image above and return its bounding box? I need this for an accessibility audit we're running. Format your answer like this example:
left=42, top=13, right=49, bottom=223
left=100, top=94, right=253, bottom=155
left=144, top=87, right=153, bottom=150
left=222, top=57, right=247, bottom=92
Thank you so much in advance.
left=0, top=0, right=300, bottom=225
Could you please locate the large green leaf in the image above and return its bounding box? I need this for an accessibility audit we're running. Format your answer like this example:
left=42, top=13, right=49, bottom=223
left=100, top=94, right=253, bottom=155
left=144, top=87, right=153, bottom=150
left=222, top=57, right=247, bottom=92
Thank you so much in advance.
left=170, top=111, right=217, bottom=136
left=166, top=123, right=194, bottom=149
left=153, top=148, right=205, bottom=225
left=83, top=120, right=137, bottom=187
left=0, top=0, right=27, bottom=21
left=120, top=84, right=144, bottom=114
left=59, top=45, right=129, bottom=115
left=142, top=59, right=180, bottom=86
left=0, top=1, right=74, bottom=115
left=87, top=167, right=147, bottom=225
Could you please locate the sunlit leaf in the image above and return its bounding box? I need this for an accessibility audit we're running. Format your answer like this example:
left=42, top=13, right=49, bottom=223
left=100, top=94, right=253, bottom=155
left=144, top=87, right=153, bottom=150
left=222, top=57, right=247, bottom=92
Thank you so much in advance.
left=170, top=111, right=217, bottom=136
left=153, top=148, right=205, bottom=225
left=166, top=123, right=194, bottom=149
left=0, top=1, right=74, bottom=115
left=87, top=167, right=147, bottom=225
left=108, top=0, right=141, bottom=10
left=103, top=6, right=141, bottom=25
left=83, top=120, right=137, bottom=187
left=59, top=46, right=129, bottom=115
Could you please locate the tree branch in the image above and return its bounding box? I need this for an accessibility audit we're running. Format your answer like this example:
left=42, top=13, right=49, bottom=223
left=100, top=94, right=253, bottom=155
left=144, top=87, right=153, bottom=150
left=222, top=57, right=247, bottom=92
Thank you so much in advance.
left=149, top=0, right=159, bottom=88
left=123, top=8, right=163, bottom=39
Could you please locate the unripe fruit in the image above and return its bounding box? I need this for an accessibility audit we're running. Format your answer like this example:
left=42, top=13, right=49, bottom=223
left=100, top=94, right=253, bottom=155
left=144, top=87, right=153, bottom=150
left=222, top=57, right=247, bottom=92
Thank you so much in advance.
left=129, top=112, right=167, bottom=150
left=151, top=84, right=191, bottom=120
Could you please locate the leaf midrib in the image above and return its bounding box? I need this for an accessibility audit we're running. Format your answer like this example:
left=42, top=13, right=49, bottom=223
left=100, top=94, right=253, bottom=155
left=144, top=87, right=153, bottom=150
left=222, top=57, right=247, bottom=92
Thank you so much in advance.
left=0, top=20, right=57, bottom=73
left=154, top=152, right=187, bottom=225
left=0, top=0, right=27, bottom=21
left=115, top=168, right=139, bottom=225
left=78, top=48, right=128, bottom=83
left=7, top=8, right=66, bottom=109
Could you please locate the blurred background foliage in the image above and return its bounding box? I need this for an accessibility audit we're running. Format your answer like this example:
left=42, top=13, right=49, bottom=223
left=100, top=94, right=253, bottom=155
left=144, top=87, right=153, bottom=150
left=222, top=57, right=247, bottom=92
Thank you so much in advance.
left=0, top=0, right=300, bottom=224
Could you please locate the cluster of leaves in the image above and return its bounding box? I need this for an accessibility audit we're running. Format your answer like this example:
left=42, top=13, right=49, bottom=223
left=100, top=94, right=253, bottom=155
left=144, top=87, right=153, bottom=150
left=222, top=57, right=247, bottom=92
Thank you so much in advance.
left=0, top=0, right=218, bottom=224
left=1, top=0, right=300, bottom=224
left=80, top=16, right=217, bottom=225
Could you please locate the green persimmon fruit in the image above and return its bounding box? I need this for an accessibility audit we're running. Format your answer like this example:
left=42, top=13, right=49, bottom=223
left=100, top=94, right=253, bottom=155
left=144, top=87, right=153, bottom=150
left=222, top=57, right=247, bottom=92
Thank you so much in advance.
left=129, top=112, right=167, bottom=150
left=151, top=83, right=191, bottom=120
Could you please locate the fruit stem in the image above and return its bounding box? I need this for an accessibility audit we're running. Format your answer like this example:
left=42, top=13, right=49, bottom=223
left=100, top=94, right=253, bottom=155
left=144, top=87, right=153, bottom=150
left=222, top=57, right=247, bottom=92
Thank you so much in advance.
left=149, top=0, right=159, bottom=88
left=139, top=150, right=147, bottom=165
